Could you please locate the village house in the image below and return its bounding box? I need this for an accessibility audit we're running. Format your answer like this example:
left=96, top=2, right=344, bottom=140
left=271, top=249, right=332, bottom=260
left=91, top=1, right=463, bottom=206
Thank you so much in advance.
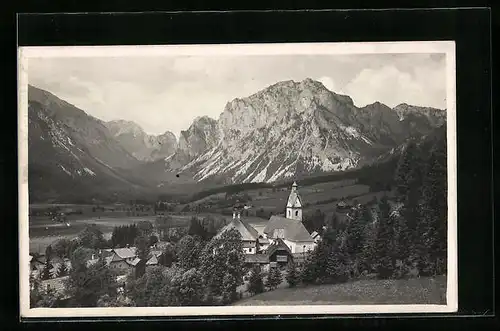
left=87, top=245, right=161, bottom=275
left=214, top=205, right=260, bottom=254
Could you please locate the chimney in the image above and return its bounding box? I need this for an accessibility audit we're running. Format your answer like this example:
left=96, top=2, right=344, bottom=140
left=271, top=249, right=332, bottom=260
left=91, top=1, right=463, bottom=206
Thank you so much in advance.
left=237, top=212, right=241, bottom=219
left=126, top=244, right=130, bottom=248
left=91, top=254, right=95, bottom=260
left=233, top=211, right=236, bottom=219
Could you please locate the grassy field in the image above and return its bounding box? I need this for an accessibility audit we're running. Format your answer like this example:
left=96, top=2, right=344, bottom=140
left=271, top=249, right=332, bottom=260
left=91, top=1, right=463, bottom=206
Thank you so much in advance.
left=234, top=276, right=447, bottom=306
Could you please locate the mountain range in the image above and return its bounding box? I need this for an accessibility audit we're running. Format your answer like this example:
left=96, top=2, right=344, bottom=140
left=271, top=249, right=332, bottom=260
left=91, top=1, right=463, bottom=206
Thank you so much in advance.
left=26, top=79, right=446, bottom=203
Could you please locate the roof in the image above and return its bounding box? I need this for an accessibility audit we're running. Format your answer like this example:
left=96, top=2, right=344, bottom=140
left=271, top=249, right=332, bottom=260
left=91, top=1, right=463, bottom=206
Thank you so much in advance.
left=113, top=247, right=137, bottom=260
left=265, top=238, right=292, bottom=256
left=311, top=231, right=321, bottom=239
left=264, top=216, right=314, bottom=242
left=215, top=218, right=259, bottom=241
left=146, top=254, right=158, bottom=265
left=41, top=276, right=70, bottom=299
left=126, top=257, right=142, bottom=267
left=244, top=254, right=269, bottom=264
left=286, top=183, right=303, bottom=208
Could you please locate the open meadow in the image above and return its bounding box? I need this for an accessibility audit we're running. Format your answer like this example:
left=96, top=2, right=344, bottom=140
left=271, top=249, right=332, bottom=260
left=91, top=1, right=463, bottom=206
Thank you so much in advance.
left=234, top=276, right=447, bottom=306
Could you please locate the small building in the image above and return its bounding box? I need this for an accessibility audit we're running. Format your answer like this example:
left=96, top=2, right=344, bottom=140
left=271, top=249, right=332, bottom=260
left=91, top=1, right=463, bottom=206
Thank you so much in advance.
left=265, top=238, right=293, bottom=269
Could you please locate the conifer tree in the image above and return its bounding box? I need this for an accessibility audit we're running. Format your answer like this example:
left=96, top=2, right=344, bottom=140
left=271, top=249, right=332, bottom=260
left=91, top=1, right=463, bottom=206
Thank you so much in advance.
left=265, top=267, right=282, bottom=291
left=374, top=196, right=395, bottom=279
left=41, top=260, right=52, bottom=280
left=247, top=265, right=265, bottom=294
left=325, top=235, right=349, bottom=284
left=56, top=262, right=68, bottom=277
left=285, top=261, right=299, bottom=288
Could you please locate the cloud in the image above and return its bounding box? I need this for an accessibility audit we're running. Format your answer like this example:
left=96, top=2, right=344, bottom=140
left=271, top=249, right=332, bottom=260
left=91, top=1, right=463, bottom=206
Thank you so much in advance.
left=317, top=76, right=337, bottom=92
left=28, top=53, right=448, bottom=136
left=342, top=64, right=446, bottom=109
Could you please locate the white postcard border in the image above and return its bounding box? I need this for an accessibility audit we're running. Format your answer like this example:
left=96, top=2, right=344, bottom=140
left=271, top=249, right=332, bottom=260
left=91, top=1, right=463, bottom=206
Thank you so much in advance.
left=18, top=41, right=458, bottom=318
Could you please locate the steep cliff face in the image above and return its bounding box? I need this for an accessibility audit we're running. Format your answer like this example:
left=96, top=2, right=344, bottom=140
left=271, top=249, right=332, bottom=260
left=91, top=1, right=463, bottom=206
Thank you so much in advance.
left=161, top=78, right=445, bottom=185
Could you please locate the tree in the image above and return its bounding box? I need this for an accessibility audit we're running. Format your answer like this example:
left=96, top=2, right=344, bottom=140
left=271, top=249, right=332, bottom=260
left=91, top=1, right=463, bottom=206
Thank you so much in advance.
left=304, top=209, right=325, bottom=233
left=176, top=235, right=203, bottom=270
left=285, top=261, right=299, bottom=288
left=155, top=215, right=172, bottom=241
left=188, top=217, right=209, bottom=240
left=137, top=221, right=154, bottom=237
left=78, top=225, right=106, bottom=249
left=41, top=260, right=52, bottom=280
left=247, top=265, right=265, bottom=294
left=414, top=141, right=447, bottom=276
left=170, top=268, right=205, bottom=306
left=222, top=273, right=239, bottom=304
left=200, top=229, right=244, bottom=298
left=52, top=238, right=71, bottom=259
left=149, top=235, right=159, bottom=247
left=56, top=262, right=68, bottom=277
left=30, top=274, right=43, bottom=307
left=35, top=283, right=61, bottom=308
left=159, top=243, right=176, bottom=267
left=373, top=197, right=396, bottom=279
left=66, top=254, right=118, bottom=307
left=394, top=141, right=418, bottom=199
left=265, top=266, right=282, bottom=290
left=45, top=245, right=53, bottom=262
left=134, top=235, right=151, bottom=261
left=360, top=222, right=377, bottom=274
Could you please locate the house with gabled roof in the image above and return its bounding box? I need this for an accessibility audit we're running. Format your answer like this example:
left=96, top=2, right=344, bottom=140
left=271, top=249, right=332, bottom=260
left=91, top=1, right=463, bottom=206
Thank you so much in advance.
left=215, top=206, right=260, bottom=254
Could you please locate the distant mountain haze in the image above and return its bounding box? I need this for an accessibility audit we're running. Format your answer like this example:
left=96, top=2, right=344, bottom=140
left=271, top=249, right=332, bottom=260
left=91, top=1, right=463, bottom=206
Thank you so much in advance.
left=26, top=79, right=446, bottom=202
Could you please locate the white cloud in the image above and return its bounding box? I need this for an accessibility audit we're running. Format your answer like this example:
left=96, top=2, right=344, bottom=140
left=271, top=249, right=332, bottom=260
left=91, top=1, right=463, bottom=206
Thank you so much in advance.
left=342, top=64, right=446, bottom=109
left=28, top=53, right=447, bottom=137
left=317, top=76, right=337, bottom=92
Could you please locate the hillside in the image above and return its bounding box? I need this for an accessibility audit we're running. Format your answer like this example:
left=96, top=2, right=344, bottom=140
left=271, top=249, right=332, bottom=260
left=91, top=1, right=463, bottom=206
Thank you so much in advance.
left=105, top=120, right=177, bottom=162
left=27, top=85, right=150, bottom=203
left=234, top=276, right=446, bottom=306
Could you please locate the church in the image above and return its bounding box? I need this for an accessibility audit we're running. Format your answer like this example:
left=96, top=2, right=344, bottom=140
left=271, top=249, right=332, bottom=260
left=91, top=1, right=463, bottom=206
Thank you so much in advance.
left=216, top=181, right=317, bottom=266
left=262, top=182, right=316, bottom=254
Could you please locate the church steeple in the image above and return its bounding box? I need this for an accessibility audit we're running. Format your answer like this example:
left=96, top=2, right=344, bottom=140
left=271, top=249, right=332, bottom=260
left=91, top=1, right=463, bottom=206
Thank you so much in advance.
left=286, top=181, right=303, bottom=221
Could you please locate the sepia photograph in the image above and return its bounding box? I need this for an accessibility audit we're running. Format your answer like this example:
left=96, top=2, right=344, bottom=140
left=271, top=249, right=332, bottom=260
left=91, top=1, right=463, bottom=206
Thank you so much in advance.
left=18, top=41, right=457, bottom=317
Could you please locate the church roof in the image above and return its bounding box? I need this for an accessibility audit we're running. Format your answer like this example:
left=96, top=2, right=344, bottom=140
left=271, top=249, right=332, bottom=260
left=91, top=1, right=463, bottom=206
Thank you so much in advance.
left=215, top=217, right=259, bottom=241
left=264, top=216, right=314, bottom=242
left=287, top=183, right=303, bottom=208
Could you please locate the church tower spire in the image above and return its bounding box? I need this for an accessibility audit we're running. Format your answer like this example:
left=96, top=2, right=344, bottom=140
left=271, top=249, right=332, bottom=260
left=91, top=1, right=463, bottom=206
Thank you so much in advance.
left=286, top=181, right=303, bottom=221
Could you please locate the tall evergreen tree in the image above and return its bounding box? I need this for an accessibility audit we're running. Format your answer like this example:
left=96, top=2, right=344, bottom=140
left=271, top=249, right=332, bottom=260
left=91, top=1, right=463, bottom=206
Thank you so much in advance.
left=265, top=267, right=282, bottom=291
left=247, top=265, right=265, bottom=294
left=41, top=260, right=52, bottom=280
left=373, top=196, right=396, bottom=279
left=285, top=261, right=299, bottom=288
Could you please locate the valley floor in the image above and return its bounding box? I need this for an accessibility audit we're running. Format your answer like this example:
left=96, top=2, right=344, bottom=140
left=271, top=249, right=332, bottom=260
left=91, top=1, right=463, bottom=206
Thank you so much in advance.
left=234, top=276, right=447, bottom=306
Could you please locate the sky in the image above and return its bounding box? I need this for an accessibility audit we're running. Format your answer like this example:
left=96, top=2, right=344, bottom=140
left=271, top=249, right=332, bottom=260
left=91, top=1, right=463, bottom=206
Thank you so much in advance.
left=28, top=53, right=447, bottom=138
